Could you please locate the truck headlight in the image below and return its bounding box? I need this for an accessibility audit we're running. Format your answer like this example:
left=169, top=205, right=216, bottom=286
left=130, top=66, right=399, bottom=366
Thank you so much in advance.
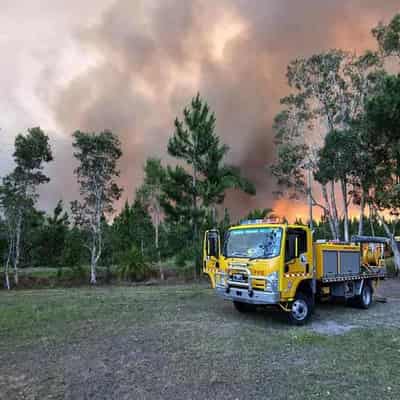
left=265, top=271, right=278, bottom=292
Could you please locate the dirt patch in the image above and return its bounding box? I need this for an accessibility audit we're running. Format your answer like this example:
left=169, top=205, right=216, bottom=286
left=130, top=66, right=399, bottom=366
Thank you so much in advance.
left=311, top=320, right=358, bottom=335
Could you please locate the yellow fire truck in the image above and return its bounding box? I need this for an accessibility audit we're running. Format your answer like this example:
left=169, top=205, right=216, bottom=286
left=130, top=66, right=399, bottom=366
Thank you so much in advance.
left=203, top=219, right=386, bottom=324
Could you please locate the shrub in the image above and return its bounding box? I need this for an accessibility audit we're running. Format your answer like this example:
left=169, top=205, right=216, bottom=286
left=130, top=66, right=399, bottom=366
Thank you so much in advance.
left=116, top=246, right=151, bottom=281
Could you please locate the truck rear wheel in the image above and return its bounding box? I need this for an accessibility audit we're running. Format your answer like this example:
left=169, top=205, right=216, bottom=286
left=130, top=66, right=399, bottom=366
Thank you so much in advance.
left=233, top=301, right=256, bottom=313
left=288, top=292, right=312, bottom=325
left=355, top=283, right=373, bottom=309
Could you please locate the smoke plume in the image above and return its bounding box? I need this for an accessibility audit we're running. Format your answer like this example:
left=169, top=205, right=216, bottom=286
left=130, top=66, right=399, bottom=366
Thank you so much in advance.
left=46, top=0, right=399, bottom=220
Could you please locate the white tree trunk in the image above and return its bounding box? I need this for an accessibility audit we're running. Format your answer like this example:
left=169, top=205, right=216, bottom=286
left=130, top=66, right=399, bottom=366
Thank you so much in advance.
left=155, top=213, right=164, bottom=280
left=369, top=204, right=375, bottom=237
left=13, top=213, right=22, bottom=285
left=307, top=168, right=313, bottom=230
left=4, top=235, right=13, bottom=290
left=358, top=190, right=365, bottom=236
left=192, top=163, right=198, bottom=280
left=90, top=240, right=97, bottom=284
left=90, top=221, right=98, bottom=285
left=340, top=179, right=349, bottom=242
left=90, top=220, right=97, bottom=284
left=90, top=265, right=97, bottom=284
left=330, top=181, right=340, bottom=240
left=321, top=184, right=336, bottom=240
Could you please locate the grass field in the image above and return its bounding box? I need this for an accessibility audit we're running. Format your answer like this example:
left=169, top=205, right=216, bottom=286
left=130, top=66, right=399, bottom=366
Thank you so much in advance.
left=1, top=281, right=400, bottom=400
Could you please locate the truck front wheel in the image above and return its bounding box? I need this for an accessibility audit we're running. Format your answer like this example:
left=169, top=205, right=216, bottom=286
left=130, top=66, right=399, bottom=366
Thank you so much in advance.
left=288, top=292, right=312, bottom=325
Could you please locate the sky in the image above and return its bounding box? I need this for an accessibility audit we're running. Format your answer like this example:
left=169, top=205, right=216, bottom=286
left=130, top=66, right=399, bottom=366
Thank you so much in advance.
left=1, top=0, right=399, bottom=221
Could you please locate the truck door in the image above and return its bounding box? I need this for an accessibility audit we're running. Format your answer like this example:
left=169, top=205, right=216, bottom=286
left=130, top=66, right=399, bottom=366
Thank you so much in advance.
left=283, top=228, right=312, bottom=297
left=203, top=229, right=220, bottom=288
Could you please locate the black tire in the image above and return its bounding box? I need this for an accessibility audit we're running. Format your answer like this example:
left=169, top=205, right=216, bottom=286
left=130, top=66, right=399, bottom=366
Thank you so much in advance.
left=288, top=292, right=313, bottom=325
left=355, top=282, right=373, bottom=309
left=233, top=301, right=257, bottom=313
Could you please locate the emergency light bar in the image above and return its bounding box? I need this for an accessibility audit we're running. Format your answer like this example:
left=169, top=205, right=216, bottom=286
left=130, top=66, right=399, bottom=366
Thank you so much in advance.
left=240, top=217, right=283, bottom=225
left=240, top=219, right=264, bottom=225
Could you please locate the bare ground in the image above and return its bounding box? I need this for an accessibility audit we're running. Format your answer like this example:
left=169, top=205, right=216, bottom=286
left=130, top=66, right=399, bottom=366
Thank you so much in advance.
left=0, top=279, right=400, bottom=400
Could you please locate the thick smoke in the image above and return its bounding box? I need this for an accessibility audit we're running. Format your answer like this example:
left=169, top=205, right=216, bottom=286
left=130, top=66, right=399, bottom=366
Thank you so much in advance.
left=50, top=0, right=400, bottom=220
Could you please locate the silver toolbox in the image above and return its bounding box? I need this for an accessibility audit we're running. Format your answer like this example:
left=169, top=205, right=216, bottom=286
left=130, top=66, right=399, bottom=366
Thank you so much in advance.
left=339, top=251, right=360, bottom=275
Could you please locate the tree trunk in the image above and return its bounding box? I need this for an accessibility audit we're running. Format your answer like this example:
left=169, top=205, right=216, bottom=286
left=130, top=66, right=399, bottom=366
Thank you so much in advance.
left=369, top=204, right=375, bottom=237
left=4, top=235, right=13, bottom=290
left=13, top=213, right=22, bottom=285
left=307, top=168, right=313, bottom=230
left=192, top=163, right=198, bottom=279
left=155, top=213, right=164, bottom=280
left=358, top=190, right=365, bottom=236
left=330, top=181, right=340, bottom=240
left=321, top=184, right=336, bottom=240
left=376, top=211, right=400, bottom=272
left=90, top=224, right=97, bottom=284
left=340, top=179, right=349, bottom=242
left=90, top=243, right=97, bottom=284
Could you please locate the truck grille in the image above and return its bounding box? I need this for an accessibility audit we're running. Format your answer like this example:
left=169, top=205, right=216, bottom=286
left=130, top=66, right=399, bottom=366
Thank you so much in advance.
left=230, top=273, right=248, bottom=283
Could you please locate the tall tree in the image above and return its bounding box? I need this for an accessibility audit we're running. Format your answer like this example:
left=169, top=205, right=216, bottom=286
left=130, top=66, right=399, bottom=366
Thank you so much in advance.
left=71, top=130, right=123, bottom=284
left=0, top=127, right=52, bottom=288
left=315, top=130, right=359, bottom=241
left=274, top=50, right=382, bottom=240
left=360, top=74, right=400, bottom=270
left=165, top=93, right=255, bottom=274
left=139, top=158, right=166, bottom=279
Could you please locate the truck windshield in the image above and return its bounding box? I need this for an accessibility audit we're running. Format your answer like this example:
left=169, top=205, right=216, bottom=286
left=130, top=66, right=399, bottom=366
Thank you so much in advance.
left=224, top=227, right=283, bottom=259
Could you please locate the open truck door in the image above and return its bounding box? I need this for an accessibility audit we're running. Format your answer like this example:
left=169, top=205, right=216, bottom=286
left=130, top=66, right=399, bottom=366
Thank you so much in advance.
left=203, top=229, right=220, bottom=288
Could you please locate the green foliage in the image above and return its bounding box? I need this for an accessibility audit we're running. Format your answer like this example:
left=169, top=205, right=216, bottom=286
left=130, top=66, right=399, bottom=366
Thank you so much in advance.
left=315, top=130, right=359, bottom=184
left=62, top=226, right=88, bottom=267
left=71, top=130, right=123, bottom=220
left=116, top=246, right=150, bottom=281
left=13, top=127, right=53, bottom=173
left=30, top=201, right=70, bottom=267
left=373, top=14, right=400, bottom=58
left=362, top=74, right=400, bottom=211
left=112, top=197, right=155, bottom=261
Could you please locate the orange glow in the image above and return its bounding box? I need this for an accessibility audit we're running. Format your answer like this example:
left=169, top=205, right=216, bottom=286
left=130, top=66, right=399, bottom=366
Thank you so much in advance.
left=272, top=199, right=312, bottom=223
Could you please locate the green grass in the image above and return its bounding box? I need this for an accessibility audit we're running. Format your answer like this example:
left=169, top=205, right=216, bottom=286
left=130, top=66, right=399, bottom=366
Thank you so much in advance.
left=0, top=284, right=399, bottom=399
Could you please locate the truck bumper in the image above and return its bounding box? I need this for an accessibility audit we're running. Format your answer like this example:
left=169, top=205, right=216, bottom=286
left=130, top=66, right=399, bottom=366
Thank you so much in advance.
left=216, top=285, right=280, bottom=305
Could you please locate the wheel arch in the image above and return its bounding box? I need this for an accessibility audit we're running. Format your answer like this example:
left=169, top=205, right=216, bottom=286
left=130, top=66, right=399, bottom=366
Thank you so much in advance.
left=294, top=279, right=314, bottom=304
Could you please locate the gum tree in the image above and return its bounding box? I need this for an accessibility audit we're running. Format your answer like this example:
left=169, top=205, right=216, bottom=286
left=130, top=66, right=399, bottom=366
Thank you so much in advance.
left=274, top=49, right=382, bottom=240
left=359, top=74, right=400, bottom=270
left=0, top=128, right=52, bottom=288
left=71, top=130, right=122, bottom=284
